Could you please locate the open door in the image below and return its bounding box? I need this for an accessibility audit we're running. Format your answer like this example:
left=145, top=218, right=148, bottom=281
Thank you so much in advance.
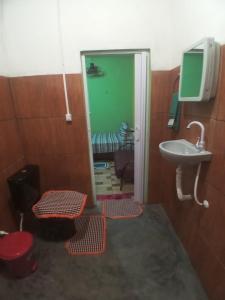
left=81, top=50, right=150, bottom=205
left=134, top=52, right=149, bottom=203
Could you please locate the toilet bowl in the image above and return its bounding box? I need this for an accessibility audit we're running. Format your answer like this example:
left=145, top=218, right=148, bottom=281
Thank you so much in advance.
left=0, top=231, right=37, bottom=278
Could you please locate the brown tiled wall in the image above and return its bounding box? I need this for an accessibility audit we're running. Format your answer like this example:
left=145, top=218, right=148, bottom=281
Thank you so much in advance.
left=9, top=74, right=93, bottom=206
left=0, top=73, right=93, bottom=231
left=148, top=70, right=178, bottom=202
left=149, top=45, right=225, bottom=299
left=1, top=45, right=224, bottom=297
left=0, top=77, right=25, bottom=231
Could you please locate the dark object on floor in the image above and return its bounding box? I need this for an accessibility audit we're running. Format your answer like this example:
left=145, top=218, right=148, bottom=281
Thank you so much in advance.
left=65, top=215, right=106, bottom=256
left=0, top=231, right=37, bottom=278
left=114, top=146, right=134, bottom=190
left=32, top=190, right=87, bottom=241
left=38, top=218, right=76, bottom=241
left=7, top=165, right=41, bottom=234
left=7, top=165, right=40, bottom=212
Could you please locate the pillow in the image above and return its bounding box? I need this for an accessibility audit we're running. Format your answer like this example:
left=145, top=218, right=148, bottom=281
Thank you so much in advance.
left=119, top=122, right=128, bottom=142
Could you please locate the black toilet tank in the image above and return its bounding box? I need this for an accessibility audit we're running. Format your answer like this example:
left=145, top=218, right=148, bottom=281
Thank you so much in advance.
left=7, top=165, right=40, bottom=213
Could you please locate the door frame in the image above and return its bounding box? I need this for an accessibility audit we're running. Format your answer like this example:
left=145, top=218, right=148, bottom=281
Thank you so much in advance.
left=80, top=49, right=151, bottom=205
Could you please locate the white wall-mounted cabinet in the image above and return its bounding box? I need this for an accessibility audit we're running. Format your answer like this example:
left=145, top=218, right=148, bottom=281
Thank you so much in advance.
left=179, top=38, right=220, bottom=102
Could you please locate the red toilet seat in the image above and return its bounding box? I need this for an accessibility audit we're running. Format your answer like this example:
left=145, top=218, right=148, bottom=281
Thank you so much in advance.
left=0, top=231, right=33, bottom=261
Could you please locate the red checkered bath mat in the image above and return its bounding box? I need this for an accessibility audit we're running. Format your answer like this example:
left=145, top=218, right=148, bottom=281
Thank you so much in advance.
left=65, top=215, right=106, bottom=256
left=102, top=198, right=143, bottom=219
left=32, top=190, right=87, bottom=219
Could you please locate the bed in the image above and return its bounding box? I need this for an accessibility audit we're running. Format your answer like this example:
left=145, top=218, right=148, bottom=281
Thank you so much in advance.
left=92, top=132, right=123, bottom=154
left=91, top=122, right=132, bottom=155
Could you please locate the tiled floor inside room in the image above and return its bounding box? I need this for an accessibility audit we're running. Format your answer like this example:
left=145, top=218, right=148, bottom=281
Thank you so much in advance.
left=0, top=204, right=208, bottom=300
left=94, top=161, right=134, bottom=196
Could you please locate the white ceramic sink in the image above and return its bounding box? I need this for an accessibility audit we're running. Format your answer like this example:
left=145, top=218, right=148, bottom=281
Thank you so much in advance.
left=159, top=139, right=212, bottom=165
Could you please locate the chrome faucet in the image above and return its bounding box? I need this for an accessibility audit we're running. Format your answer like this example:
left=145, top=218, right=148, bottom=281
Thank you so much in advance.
left=186, top=121, right=205, bottom=151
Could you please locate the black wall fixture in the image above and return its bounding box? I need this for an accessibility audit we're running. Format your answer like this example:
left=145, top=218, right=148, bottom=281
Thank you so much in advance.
left=86, top=63, right=104, bottom=77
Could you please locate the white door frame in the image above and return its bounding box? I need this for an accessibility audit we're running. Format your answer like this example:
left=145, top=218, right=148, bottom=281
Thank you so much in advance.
left=80, top=49, right=150, bottom=205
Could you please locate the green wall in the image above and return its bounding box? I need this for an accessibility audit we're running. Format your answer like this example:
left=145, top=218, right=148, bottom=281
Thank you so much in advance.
left=86, top=55, right=134, bottom=133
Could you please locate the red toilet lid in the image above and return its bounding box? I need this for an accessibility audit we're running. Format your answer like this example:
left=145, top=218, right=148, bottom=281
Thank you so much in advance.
left=0, top=231, right=33, bottom=261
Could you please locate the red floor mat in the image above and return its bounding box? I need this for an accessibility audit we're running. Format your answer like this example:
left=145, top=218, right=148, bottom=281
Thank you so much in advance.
left=102, top=198, right=143, bottom=219
left=97, top=192, right=134, bottom=201
left=65, top=215, right=106, bottom=256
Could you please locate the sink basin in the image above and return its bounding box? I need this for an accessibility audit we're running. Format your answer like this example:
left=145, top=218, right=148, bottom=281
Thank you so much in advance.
left=159, top=139, right=212, bottom=165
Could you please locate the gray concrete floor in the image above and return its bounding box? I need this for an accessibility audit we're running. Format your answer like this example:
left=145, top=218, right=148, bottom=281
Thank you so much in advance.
left=0, top=204, right=208, bottom=300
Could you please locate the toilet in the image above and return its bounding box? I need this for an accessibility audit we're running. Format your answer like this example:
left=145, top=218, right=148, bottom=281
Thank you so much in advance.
left=7, top=164, right=40, bottom=215
left=7, top=165, right=76, bottom=241
left=0, top=231, right=37, bottom=278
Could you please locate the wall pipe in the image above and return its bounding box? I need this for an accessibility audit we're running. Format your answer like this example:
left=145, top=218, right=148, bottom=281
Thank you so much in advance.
left=176, top=165, right=192, bottom=201
left=176, top=164, right=209, bottom=208
left=57, top=0, right=72, bottom=122
left=194, top=163, right=209, bottom=208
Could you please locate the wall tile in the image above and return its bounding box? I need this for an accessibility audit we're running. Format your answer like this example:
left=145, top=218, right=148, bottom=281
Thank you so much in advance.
left=10, top=75, right=66, bottom=118
left=188, top=233, right=225, bottom=300
left=0, top=76, right=15, bottom=121
left=26, top=154, right=93, bottom=205
left=66, top=74, right=87, bottom=118
left=11, top=74, right=93, bottom=206
left=148, top=149, right=162, bottom=202
left=198, top=184, right=225, bottom=267
left=18, top=116, right=89, bottom=156
left=0, top=119, right=24, bottom=171
left=205, top=120, right=225, bottom=194
left=0, top=77, right=25, bottom=231
left=151, top=71, right=171, bottom=114
left=216, top=45, right=225, bottom=121
left=150, top=113, right=164, bottom=151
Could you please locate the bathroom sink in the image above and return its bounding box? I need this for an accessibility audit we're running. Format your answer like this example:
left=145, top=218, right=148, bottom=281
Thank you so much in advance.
left=159, top=139, right=212, bottom=165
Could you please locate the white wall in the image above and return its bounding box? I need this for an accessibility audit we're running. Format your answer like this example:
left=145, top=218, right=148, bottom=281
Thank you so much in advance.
left=0, top=0, right=173, bottom=76
left=1, top=0, right=62, bottom=76
left=0, top=0, right=7, bottom=73
left=171, top=0, right=225, bottom=68
left=1, top=0, right=225, bottom=76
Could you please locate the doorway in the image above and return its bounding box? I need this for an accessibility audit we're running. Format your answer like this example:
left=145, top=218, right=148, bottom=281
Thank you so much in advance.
left=81, top=50, right=150, bottom=205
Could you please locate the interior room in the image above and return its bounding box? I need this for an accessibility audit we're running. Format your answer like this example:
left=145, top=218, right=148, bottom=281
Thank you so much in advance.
left=85, top=54, right=135, bottom=199
left=0, top=1, right=225, bottom=299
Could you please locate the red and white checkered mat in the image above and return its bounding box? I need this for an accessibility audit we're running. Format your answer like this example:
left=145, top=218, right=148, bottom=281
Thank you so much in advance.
left=65, top=215, right=106, bottom=256
left=102, top=198, right=143, bottom=219
left=32, top=190, right=87, bottom=219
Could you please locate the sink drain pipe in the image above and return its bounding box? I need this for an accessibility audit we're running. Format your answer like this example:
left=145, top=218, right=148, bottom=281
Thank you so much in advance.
left=176, top=165, right=192, bottom=201
left=176, top=164, right=209, bottom=208
left=194, top=163, right=209, bottom=208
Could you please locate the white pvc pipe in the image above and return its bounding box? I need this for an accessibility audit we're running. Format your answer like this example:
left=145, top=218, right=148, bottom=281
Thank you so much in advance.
left=176, top=165, right=192, bottom=201
left=62, top=73, right=70, bottom=115
left=194, top=163, right=209, bottom=208
left=57, top=0, right=72, bottom=120
left=19, top=213, right=24, bottom=231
